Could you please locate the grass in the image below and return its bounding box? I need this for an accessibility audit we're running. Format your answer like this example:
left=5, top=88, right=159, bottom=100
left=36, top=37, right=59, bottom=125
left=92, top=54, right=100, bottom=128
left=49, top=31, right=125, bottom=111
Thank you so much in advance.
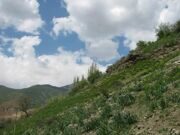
left=1, top=30, right=180, bottom=135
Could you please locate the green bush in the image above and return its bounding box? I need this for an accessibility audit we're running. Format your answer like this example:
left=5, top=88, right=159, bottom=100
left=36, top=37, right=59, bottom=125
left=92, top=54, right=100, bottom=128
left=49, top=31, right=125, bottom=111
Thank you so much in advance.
left=71, top=77, right=89, bottom=94
left=173, top=20, right=180, bottom=33
left=87, top=63, right=102, bottom=84
left=99, top=89, right=109, bottom=99
left=158, top=98, right=168, bottom=110
left=168, top=92, right=180, bottom=104
left=156, top=23, right=172, bottom=39
left=88, top=70, right=102, bottom=84
left=97, top=121, right=112, bottom=135
left=149, top=100, right=158, bottom=111
left=113, top=112, right=137, bottom=128
left=100, top=104, right=112, bottom=119
left=84, top=118, right=100, bottom=132
left=145, top=81, right=168, bottom=101
left=149, top=97, right=168, bottom=111
left=129, top=82, right=143, bottom=92
left=114, top=93, right=135, bottom=107
left=137, top=41, right=147, bottom=50
left=156, top=20, right=180, bottom=39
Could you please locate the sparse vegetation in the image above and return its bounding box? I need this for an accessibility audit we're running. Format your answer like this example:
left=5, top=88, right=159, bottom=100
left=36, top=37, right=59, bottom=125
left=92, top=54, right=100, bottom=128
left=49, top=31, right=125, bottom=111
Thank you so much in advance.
left=0, top=21, right=180, bottom=135
left=18, top=96, right=32, bottom=117
left=71, top=63, right=102, bottom=94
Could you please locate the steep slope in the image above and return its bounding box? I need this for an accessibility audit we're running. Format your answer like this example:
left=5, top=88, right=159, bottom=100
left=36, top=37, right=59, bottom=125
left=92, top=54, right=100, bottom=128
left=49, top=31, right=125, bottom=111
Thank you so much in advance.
left=1, top=23, right=180, bottom=135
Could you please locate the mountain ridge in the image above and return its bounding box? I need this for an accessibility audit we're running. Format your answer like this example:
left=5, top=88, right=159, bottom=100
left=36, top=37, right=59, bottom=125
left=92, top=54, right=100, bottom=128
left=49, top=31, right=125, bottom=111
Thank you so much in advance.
left=0, top=84, right=71, bottom=106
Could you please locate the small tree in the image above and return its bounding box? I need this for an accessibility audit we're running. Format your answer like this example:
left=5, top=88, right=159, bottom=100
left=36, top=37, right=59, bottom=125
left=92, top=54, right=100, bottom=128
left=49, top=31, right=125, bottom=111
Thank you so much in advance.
left=137, top=41, right=147, bottom=50
left=173, top=20, right=180, bottom=33
left=87, top=63, right=102, bottom=84
left=156, top=23, right=172, bottom=39
left=71, top=75, right=88, bottom=94
left=18, top=96, right=32, bottom=117
left=100, top=89, right=109, bottom=99
left=73, top=76, right=80, bottom=87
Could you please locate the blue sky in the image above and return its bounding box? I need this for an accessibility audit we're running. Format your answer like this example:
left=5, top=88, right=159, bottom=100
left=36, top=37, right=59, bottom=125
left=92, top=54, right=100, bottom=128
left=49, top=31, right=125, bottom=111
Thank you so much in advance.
left=37, top=0, right=86, bottom=55
left=37, top=0, right=130, bottom=60
left=0, top=0, right=179, bottom=88
left=1, top=0, right=129, bottom=61
left=1, top=0, right=86, bottom=56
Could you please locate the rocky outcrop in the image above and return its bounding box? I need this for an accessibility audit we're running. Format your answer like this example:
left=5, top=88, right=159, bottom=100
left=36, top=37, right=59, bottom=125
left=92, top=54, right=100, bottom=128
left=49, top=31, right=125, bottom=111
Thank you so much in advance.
left=106, top=53, right=146, bottom=74
left=106, top=44, right=180, bottom=74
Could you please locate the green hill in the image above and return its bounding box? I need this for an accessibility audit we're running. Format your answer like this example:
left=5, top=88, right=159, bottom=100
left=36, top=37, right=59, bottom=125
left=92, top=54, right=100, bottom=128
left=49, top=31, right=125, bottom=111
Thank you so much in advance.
left=0, top=84, right=70, bottom=106
left=0, top=86, right=22, bottom=103
left=1, top=22, right=180, bottom=135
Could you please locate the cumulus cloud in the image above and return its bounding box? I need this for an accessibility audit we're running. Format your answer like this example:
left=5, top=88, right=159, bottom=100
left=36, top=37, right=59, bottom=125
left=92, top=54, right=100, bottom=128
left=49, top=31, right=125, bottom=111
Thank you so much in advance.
left=0, top=0, right=106, bottom=89
left=11, top=36, right=41, bottom=58
left=0, top=0, right=179, bottom=89
left=159, top=0, right=180, bottom=24
left=52, top=0, right=180, bottom=61
left=0, top=36, right=105, bottom=89
left=0, top=0, right=43, bottom=34
left=86, top=40, right=120, bottom=61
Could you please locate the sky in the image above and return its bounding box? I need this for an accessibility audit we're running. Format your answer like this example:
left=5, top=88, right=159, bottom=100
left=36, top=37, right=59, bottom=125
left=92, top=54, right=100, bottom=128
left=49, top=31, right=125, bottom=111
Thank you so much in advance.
left=0, top=0, right=179, bottom=89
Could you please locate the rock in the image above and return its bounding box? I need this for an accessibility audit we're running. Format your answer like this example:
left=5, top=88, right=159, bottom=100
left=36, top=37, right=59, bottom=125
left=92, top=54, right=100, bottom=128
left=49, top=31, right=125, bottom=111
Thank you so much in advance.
left=137, top=125, right=144, bottom=130
left=170, top=128, right=180, bottom=135
left=144, top=114, right=153, bottom=120
left=174, top=130, right=180, bottom=135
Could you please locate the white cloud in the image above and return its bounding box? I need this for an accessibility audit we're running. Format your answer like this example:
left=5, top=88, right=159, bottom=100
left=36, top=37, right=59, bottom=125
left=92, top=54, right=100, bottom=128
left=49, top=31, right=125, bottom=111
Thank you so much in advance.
left=11, top=36, right=41, bottom=58
left=0, top=1, right=107, bottom=89
left=159, top=0, right=180, bottom=24
left=52, top=17, right=74, bottom=36
left=86, top=40, right=120, bottom=62
left=0, top=0, right=43, bottom=34
left=52, top=0, right=180, bottom=60
left=0, top=0, right=179, bottom=89
left=0, top=36, right=106, bottom=89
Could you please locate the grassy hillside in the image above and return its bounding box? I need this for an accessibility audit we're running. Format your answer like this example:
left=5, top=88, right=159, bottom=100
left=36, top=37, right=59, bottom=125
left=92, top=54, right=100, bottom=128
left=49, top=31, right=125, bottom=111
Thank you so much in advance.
left=0, top=85, right=70, bottom=106
left=1, top=22, right=180, bottom=135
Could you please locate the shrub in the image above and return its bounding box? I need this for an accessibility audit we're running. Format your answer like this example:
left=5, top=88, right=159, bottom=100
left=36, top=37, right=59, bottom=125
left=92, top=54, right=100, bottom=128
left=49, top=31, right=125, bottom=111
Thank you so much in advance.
left=156, top=20, right=180, bottom=39
left=149, top=97, right=168, bottom=111
left=100, top=104, right=112, bottom=119
left=145, top=81, right=168, bottom=101
left=129, top=82, right=143, bottom=92
left=156, top=23, right=172, bottom=39
left=149, top=100, right=158, bottom=112
left=71, top=76, right=89, bottom=94
left=168, top=93, right=180, bottom=104
left=114, top=93, right=135, bottom=107
left=72, top=106, right=88, bottom=126
left=87, top=63, right=102, bottom=84
left=88, top=71, right=102, bottom=84
left=99, top=89, right=109, bottom=99
left=97, top=121, right=112, bottom=135
left=158, top=98, right=168, bottom=110
left=84, top=118, right=100, bottom=132
left=95, top=96, right=106, bottom=108
left=137, top=41, right=147, bottom=50
left=173, top=20, right=180, bottom=33
left=113, top=112, right=137, bottom=128
left=63, top=126, right=81, bottom=135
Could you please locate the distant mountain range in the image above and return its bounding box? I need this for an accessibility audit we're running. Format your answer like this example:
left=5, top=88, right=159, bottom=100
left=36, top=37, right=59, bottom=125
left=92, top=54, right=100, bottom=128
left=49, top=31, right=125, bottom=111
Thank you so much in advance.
left=0, top=84, right=71, bottom=107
